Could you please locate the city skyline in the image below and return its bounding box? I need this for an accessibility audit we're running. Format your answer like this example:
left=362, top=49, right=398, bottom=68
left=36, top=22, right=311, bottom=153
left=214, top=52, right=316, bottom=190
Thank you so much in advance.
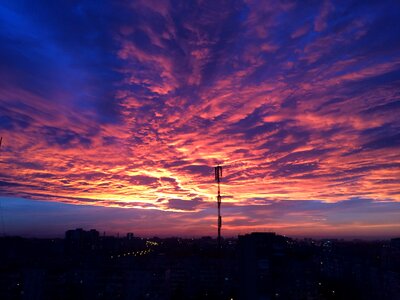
left=1, top=1, right=400, bottom=238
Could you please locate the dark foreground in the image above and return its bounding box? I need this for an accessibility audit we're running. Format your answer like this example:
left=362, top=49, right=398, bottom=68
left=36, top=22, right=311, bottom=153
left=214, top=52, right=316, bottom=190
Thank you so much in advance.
left=1, top=230, right=399, bottom=300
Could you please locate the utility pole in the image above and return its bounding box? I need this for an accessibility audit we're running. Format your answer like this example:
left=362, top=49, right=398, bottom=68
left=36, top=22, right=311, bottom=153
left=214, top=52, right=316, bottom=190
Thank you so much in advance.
left=214, top=165, right=222, bottom=249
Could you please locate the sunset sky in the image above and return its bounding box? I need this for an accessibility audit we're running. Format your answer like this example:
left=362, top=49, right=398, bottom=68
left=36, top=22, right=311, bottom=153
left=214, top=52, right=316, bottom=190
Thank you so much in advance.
left=0, top=0, right=399, bottom=238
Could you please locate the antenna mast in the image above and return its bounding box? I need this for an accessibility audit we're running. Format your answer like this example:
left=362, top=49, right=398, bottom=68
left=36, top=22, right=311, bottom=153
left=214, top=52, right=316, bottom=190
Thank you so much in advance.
left=214, top=165, right=222, bottom=249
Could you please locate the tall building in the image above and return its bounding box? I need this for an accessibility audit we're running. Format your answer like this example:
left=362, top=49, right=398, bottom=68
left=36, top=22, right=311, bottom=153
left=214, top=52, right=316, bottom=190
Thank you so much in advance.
left=65, top=228, right=99, bottom=253
left=238, top=232, right=289, bottom=299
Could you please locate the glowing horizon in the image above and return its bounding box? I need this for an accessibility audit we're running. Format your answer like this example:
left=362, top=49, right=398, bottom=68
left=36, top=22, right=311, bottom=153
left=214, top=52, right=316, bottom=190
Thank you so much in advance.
left=0, top=1, right=399, bottom=237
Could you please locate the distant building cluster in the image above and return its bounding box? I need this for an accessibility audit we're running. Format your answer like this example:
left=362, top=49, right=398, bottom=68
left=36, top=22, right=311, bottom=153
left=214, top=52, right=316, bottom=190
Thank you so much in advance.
left=0, top=230, right=399, bottom=299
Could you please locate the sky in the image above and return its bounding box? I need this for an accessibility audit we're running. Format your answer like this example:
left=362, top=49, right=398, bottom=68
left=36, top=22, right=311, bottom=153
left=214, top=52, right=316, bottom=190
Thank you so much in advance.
left=0, top=0, right=399, bottom=238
